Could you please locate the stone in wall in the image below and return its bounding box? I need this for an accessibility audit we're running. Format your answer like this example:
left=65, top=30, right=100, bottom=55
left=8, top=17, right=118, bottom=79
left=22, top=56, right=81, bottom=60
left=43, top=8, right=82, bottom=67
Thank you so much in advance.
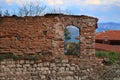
left=0, top=58, right=102, bottom=80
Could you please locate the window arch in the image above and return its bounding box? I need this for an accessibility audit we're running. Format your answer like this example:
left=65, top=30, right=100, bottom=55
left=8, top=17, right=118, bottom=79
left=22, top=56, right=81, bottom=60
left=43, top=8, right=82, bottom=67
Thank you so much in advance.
left=64, top=26, right=80, bottom=56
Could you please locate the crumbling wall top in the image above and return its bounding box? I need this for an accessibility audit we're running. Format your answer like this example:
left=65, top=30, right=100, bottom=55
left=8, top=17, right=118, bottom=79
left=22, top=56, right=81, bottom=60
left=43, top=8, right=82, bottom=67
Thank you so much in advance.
left=0, top=13, right=98, bottom=21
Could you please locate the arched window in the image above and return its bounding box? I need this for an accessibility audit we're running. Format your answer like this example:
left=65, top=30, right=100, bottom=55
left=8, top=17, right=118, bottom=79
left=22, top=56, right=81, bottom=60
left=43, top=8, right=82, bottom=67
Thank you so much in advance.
left=64, top=26, right=80, bottom=56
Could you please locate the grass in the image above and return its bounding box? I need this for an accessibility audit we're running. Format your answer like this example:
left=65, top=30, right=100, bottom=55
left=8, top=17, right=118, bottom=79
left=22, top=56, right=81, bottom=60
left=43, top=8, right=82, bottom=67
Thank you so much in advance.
left=96, top=51, right=120, bottom=65
left=23, top=55, right=39, bottom=61
left=0, top=52, right=39, bottom=61
left=96, top=51, right=108, bottom=58
left=0, top=52, right=20, bottom=61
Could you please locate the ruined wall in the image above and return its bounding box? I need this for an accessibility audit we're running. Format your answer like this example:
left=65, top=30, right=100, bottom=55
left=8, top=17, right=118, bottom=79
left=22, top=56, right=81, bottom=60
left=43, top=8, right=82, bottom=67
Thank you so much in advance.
left=0, top=14, right=101, bottom=80
left=0, top=14, right=98, bottom=57
left=0, top=16, right=54, bottom=56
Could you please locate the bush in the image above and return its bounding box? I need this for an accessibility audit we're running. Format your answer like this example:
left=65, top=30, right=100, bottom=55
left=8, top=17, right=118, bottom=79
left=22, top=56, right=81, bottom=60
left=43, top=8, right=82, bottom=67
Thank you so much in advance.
left=96, top=51, right=108, bottom=58
left=96, top=51, right=120, bottom=65
left=108, top=52, right=119, bottom=64
left=65, top=43, right=79, bottom=56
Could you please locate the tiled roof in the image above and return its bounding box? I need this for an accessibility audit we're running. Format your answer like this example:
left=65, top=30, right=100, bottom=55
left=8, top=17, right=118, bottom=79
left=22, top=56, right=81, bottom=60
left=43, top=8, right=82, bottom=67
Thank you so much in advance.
left=95, top=43, right=120, bottom=53
left=96, top=30, right=120, bottom=41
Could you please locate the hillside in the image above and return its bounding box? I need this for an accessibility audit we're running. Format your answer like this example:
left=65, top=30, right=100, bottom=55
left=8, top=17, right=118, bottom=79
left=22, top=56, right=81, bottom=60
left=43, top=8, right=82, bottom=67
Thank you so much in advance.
left=96, top=22, right=120, bottom=32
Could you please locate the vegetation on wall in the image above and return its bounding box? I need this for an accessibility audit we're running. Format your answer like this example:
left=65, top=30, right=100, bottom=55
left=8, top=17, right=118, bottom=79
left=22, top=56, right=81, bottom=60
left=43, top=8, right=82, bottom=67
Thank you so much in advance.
left=0, top=52, right=19, bottom=61
left=0, top=52, right=39, bottom=61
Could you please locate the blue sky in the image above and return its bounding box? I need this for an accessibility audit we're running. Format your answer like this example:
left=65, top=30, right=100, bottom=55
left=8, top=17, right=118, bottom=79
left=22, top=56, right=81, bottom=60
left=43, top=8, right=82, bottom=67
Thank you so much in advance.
left=0, top=0, right=120, bottom=23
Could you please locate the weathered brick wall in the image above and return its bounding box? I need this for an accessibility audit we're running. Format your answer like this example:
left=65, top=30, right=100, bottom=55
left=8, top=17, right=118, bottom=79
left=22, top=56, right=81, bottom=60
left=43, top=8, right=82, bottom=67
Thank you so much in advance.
left=0, top=16, right=54, bottom=55
left=0, top=14, right=98, bottom=58
left=0, top=59, right=102, bottom=80
left=0, top=14, right=101, bottom=80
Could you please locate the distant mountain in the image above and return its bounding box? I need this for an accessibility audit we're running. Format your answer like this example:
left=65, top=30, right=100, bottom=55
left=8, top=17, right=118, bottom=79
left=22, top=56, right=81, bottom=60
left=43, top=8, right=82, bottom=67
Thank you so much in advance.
left=96, top=22, right=120, bottom=32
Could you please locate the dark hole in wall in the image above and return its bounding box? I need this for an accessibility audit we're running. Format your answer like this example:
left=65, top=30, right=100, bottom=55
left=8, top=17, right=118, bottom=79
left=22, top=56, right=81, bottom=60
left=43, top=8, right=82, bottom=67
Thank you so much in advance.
left=43, top=31, right=47, bottom=35
left=15, top=35, right=20, bottom=40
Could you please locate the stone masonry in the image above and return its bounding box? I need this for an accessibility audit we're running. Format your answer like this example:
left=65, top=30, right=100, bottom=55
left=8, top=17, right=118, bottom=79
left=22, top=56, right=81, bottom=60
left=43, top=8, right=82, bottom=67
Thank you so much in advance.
left=0, top=59, right=102, bottom=80
left=0, top=13, right=98, bottom=58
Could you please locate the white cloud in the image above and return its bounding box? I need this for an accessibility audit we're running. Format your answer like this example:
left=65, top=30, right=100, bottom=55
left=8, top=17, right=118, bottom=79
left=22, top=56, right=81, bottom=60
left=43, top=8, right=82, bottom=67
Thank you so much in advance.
left=44, top=0, right=120, bottom=8
left=6, top=0, right=12, bottom=3
left=84, top=0, right=101, bottom=5
left=6, top=0, right=13, bottom=4
left=16, top=0, right=25, bottom=6
left=101, top=0, right=119, bottom=4
left=46, top=0, right=63, bottom=6
left=4, top=0, right=120, bottom=7
left=5, top=0, right=42, bottom=6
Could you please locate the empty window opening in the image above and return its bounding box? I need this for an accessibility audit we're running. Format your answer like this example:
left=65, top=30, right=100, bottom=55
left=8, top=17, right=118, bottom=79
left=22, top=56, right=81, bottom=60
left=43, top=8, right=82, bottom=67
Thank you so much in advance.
left=64, top=26, right=80, bottom=56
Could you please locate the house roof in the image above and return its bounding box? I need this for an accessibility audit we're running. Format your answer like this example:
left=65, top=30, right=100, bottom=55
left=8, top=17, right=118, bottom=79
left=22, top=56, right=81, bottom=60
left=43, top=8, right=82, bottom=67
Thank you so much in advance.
left=95, top=43, right=120, bottom=53
left=96, top=30, right=120, bottom=41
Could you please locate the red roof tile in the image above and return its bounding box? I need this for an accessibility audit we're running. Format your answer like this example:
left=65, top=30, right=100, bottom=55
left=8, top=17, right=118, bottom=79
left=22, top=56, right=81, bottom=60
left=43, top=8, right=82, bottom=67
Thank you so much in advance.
left=96, top=30, right=120, bottom=41
left=95, top=43, right=120, bottom=53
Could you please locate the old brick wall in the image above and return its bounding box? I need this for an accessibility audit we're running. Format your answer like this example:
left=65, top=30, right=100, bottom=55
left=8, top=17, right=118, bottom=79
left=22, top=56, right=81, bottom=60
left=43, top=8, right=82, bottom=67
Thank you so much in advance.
left=0, top=14, right=98, bottom=57
left=0, top=14, right=101, bottom=80
left=0, top=16, right=54, bottom=55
